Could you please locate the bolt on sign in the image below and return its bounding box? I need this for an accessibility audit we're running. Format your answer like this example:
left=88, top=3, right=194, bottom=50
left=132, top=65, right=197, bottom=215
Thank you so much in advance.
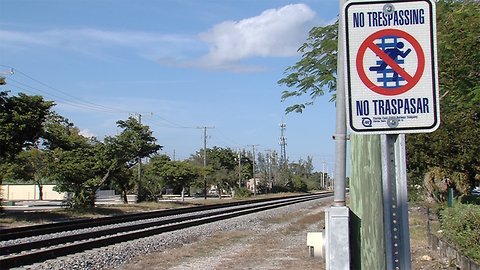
left=343, top=0, right=440, bottom=134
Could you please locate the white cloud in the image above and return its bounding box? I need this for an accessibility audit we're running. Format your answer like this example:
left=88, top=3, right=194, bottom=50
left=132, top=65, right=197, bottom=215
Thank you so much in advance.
left=0, top=3, right=317, bottom=72
left=194, top=4, right=316, bottom=70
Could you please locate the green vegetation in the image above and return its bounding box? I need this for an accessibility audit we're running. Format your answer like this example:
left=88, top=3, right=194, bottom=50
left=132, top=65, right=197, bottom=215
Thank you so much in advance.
left=278, top=0, right=479, bottom=203
left=277, top=0, right=479, bottom=264
left=0, top=92, right=326, bottom=208
left=439, top=203, right=480, bottom=263
left=407, top=0, right=480, bottom=203
left=0, top=91, right=53, bottom=162
left=0, top=92, right=324, bottom=207
left=233, top=187, right=252, bottom=198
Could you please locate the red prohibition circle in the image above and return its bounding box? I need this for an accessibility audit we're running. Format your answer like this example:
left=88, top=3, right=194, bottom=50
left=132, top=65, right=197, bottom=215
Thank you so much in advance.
left=356, top=29, right=425, bottom=96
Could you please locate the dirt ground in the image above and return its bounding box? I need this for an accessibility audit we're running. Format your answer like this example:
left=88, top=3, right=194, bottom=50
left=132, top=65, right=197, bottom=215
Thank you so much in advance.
left=113, top=202, right=449, bottom=270
left=1, top=197, right=451, bottom=269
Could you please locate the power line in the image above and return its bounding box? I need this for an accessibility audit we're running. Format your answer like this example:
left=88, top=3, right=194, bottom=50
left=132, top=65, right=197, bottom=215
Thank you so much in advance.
left=7, top=79, right=126, bottom=113
left=149, top=113, right=196, bottom=129
left=2, top=66, right=194, bottom=131
left=143, top=115, right=194, bottom=129
left=210, top=128, right=240, bottom=148
left=1, top=65, right=131, bottom=114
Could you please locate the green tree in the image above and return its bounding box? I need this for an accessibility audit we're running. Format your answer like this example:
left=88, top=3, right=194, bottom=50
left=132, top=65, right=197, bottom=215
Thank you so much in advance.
left=102, top=117, right=162, bottom=203
left=206, top=147, right=237, bottom=196
left=51, top=145, right=100, bottom=207
left=5, top=149, right=54, bottom=200
left=47, top=116, right=161, bottom=206
left=142, top=154, right=171, bottom=201
left=42, top=112, right=88, bottom=151
left=0, top=110, right=95, bottom=205
left=109, top=166, right=134, bottom=203
left=255, top=152, right=272, bottom=193
left=115, top=117, right=161, bottom=164
left=189, top=147, right=247, bottom=196
left=406, top=0, right=480, bottom=200
left=0, top=91, right=54, bottom=204
left=159, top=160, right=199, bottom=201
left=278, top=0, right=480, bottom=201
left=292, top=174, right=308, bottom=192
left=237, top=150, right=253, bottom=188
left=287, top=157, right=315, bottom=192
left=307, top=172, right=323, bottom=191
left=278, top=22, right=338, bottom=113
left=39, top=114, right=99, bottom=207
left=0, top=91, right=53, bottom=161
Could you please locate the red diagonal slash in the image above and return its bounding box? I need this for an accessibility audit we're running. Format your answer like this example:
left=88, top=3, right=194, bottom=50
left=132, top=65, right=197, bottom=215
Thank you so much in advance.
left=368, top=42, right=414, bottom=82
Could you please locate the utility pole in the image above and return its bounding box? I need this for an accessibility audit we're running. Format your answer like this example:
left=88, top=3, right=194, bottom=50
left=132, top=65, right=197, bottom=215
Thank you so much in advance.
left=238, top=149, right=242, bottom=188
left=198, top=126, right=214, bottom=199
left=0, top=68, right=14, bottom=85
left=265, top=149, right=273, bottom=190
left=321, top=0, right=351, bottom=269
left=322, top=161, right=326, bottom=189
left=279, top=122, right=287, bottom=168
left=247, top=144, right=259, bottom=196
left=279, top=123, right=288, bottom=188
left=137, top=113, right=142, bottom=202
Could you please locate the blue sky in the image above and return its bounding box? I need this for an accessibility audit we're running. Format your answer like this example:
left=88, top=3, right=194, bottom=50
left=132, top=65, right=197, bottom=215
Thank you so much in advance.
left=0, top=0, right=340, bottom=172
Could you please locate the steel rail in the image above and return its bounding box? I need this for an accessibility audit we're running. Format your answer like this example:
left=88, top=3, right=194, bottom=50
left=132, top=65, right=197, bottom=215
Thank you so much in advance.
left=1, top=194, right=321, bottom=255
left=0, top=193, right=332, bottom=269
left=0, top=193, right=325, bottom=241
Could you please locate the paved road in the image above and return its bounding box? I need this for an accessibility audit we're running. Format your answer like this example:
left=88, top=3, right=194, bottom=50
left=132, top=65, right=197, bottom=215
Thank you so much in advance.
left=2, top=200, right=64, bottom=211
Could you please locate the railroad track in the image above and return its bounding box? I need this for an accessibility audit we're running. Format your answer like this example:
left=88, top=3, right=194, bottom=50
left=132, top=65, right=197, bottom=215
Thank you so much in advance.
left=0, top=192, right=332, bottom=269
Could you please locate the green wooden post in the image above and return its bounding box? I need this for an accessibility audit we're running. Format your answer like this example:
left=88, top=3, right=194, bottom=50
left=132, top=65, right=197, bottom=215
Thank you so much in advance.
left=447, top=187, right=454, bottom=207
left=349, top=134, right=385, bottom=269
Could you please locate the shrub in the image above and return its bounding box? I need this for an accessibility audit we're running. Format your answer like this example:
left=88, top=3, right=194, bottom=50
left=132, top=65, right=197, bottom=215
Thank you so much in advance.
left=461, top=194, right=480, bottom=205
left=233, top=187, right=251, bottom=198
left=292, top=176, right=308, bottom=192
left=270, top=185, right=291, bottom=193
left=440, top=203, right=480, bottom=263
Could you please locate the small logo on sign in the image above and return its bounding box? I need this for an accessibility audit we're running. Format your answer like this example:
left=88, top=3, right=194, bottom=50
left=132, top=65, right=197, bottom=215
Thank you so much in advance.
left=362, top=117, right=372, bottom=127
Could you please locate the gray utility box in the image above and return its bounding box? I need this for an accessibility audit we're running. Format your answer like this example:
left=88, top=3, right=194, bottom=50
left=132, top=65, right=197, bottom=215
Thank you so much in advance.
left=325, top=206, right=350, bottom=270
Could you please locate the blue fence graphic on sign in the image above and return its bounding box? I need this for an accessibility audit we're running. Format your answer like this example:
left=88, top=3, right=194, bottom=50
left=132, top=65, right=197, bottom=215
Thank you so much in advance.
left=369, top=36, right=411, bottom=89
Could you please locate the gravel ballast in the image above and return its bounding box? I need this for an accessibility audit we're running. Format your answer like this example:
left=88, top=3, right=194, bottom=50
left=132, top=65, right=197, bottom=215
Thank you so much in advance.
left=24, top=197, right=331, bottom=270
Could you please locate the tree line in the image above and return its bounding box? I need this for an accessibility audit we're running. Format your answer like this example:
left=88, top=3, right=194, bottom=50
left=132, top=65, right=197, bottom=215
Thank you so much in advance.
left=0, top=91, right=327, bottom=207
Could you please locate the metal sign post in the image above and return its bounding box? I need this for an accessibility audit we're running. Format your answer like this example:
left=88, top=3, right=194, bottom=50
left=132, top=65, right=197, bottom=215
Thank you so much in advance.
left=381, top=134, right=411, bottom=270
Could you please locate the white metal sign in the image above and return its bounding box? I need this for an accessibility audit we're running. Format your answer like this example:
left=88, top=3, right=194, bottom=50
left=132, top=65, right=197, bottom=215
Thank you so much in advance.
left=343, top=0, right=439, bottom=134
